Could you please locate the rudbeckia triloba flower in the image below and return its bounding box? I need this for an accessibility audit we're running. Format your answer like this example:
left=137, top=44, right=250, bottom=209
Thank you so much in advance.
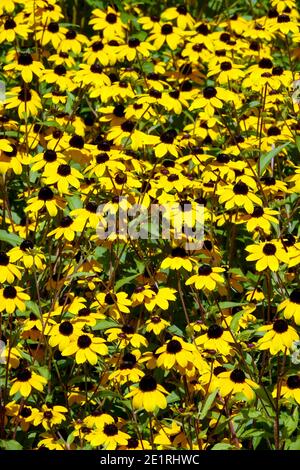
left=274, top=375, right=300, bottom=404
left=218, top=368, right=258, bottom=401
left=87, top=424, right=130, bottom=450
left=10, top=368, right=47, bottom=397
left=61, top=333, right=108, bottom=365
left=278, top=290, right=300, bottom=325
left=185, top=264, right=225, bottom=291
left=126, top=375, right=168, bottom=412
left=195, top=324, right=234, bottom=355
left=257, top=319, right=299, bottom=355
left=30, top=404, right=68, bottom=430
left=156, top=336, right=195, bottom=369
left=246, top=241, right=289, bottom=271
left=160, top=246, right=196, bottom=271
left=0, top=285, right=30, bottom=313
left=3, top=0, right=300, bottom=452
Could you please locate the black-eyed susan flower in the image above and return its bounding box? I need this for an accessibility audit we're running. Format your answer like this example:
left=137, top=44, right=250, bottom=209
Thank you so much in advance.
left=89, top=6, right=126, bottom=39
left=8, top=240, right=45, bottom=270
left=4, top=52, right=44, bottom=83
left=105, top=325, right=148, bottom=349
left=246, top=240, right=289, bottom=271
left=0, top=251, right=22, bottom=283
left=217, top=181, right=262, bottom=214
left=0, top=285, right=29, bottom=313
left=31, top=404, right=68, bottom=430
left=144, top=286, right=176, bottom=311
left=160, top=246, right=196, bottom=272
left=148, top=22, right=183, bottom=50
left=25, top=186, right=65, bottom=217
left=61, top=333, right=108, bottom=365
left=218, top=368, right=258, bottom=401
left=36, top=21, right=66, bottom=48
left=119, top=436, right=152, bottom=450
left=185, top=264, right=225, bottom=291
left=87, top=424, right=130, bottom=450
left=195, top=324, right=234, bottom=355
left=0, top=15, right=30, bottom=43
left=190, top=86, right=234, bottom=116
left=47, top=320, right=81, bottom=351
left=5, top=85, right=42, bottom=118
left=257, top=319, right=299, bottom=354
left=10, top=368, right=47, bottom=397
left=108, top=352, right=144, bottom=384
left=126, top=375, right=168, bottom=412
left=162, top=5, right=194, bottom=29
left=91, top=291, right=132, bottom=320
left=156, top=336, right=195, bottom=369
left=118, top=37, right=154, bottom=61
left=145, top=316, right=170, bottom=335
left=273, top=375, right=300, bottom=404
left=278, top=289, right=300, bottom=325
left=244, top=206, right=279, bottom=236
left=42, top=163, right=83, bottom=194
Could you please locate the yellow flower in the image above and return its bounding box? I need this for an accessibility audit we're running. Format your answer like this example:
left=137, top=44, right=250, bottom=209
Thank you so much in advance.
left=145, top=316, right=170, bottom=335
left=87, top=424, right=130, bottom=449
left=161, top=247, right=196, bottom=272
left=185, top=265, right=225, bottom=291
left=278, top=289, right=300, bottom=325
left=273, top=375, right=300, bottom=404
left=61, top=333, right=108, bottom=365
left=257, top=319, right=299, bottom=355
left=0, top=285, right=29, bottom=313
left=126, top=375, right=168, bottom=412
left=218, top=369, right=258, bottom=401
left=42, top=163, right=83, bottom=194
left=0, top=251, right=22, bottom=283
left=156, top=336, right=195, bottom=369
left=31, top=404, right=68, bottom=430
left=10, top=368, right=47, bottom=397
left=195, top=324, right=234, bottom=355
left=246, top=241, right=289, bottom=272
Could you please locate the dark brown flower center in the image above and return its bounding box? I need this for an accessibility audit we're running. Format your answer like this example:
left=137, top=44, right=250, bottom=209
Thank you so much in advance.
left=139, top=375, right=157, bottom=392
left=77, top=335, right=92, bottom=348
left=287, top=375, right=300, bottom=389
left=207, top=324, right=223, bottom=339
left=3, top=286, right=17, bottom=299
left=263, top=243, right=276, bottom=256
left=59, top=321, right=74, bottom=336
left=104, top=423, right=118, bottom=436
left=166, top=339, right=182, bottom=354
left=198, top=264, right=212, bottom=276
left=38, top=187, right=54, bottom=201
left=230, top=368, right=246, bottom=383
left=16, top=369, right=32, bottom=382
left=273, top=319, right=288, bottom=333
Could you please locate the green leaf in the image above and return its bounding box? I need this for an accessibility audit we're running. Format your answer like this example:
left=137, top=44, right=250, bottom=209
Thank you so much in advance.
left=115, top=272, right=141, bottom=291
left=198, top=389, right=218, bottom=420
left=258, top=142, right=290, bottom=176
left=0, top=439, right=23, bottom=450
left=0, top=230, right=22, bottom=247
left=93, top=319, right=118, bottom=331
left=211, top=443, right=238, bottom=450
left=167, top=324, right=184, bottom=337
left=219, top=301, right=246, bottom=309
left=230, top=310, right=244, bottom=332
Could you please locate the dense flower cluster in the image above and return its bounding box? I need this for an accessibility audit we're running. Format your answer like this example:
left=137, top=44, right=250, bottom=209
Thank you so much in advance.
left=1, top=0, right=300, bottom=451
